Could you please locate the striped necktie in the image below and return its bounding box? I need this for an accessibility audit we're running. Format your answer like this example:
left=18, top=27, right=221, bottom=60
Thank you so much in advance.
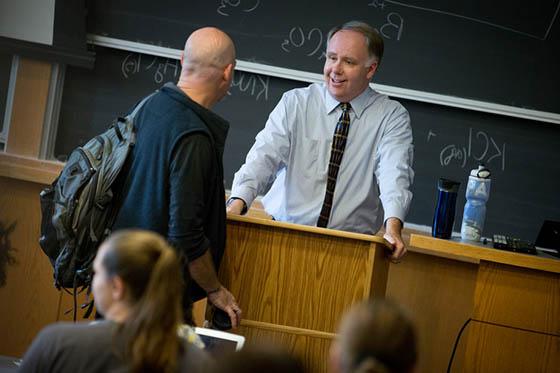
left=317, top=102, right=351, bottom=228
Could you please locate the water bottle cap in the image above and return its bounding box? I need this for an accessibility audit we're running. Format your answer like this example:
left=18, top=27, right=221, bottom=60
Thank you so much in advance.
left=470, top=164, right=491, bottom=179
left=438, top=178, right=460, bottom=192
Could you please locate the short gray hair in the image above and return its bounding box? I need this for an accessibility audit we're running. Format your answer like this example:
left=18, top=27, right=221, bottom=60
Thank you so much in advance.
left=327, top=21, right=384, bottom=66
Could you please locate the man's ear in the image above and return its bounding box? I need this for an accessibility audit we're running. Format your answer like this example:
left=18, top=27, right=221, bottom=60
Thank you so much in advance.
left=180, top=52, right=185, bottom=67
left=223, top=63, right=234, bottom=82
left=366, top=61, right=378, bottom=80
left=110, top=275, right=127, bottom=301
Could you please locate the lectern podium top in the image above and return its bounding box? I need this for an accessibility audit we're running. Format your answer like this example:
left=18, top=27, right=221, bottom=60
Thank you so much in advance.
left=227, top=214, right=390, bottom=247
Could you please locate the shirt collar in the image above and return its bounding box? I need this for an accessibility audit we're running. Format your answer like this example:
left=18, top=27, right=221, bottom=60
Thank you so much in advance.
left=324, top=84, right=376, bottom=119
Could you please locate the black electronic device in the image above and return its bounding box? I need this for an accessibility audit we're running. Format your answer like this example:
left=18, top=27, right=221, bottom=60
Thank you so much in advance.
left=492, top=234, right=537, bottom=255
left=534, top=220, right=560, bottom=258
left=210, top=307, right=233, bottom=331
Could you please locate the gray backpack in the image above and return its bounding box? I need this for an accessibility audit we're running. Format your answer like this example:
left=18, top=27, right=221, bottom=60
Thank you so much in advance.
left=39, top=95, right=151, bottom=301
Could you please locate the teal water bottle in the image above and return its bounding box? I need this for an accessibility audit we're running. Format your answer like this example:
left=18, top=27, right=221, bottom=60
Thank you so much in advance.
left=460, top=165, right=491, bottom=241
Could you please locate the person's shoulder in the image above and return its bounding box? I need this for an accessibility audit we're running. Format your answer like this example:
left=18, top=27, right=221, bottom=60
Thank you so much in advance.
left=37, top=321, right=113, bottom=341
left=282, top=82, right=323, bottom=102
left=37, top=321, right=79, bottom=337
left=369, top=90, right=408, bottom=115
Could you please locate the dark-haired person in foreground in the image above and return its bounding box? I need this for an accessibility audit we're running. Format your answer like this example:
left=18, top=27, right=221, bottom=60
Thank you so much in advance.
left=228, top=21, right=414, bottom=262
left=329, top=299, right=417, bottom=373
left=19, top=230, right=212, bottom=373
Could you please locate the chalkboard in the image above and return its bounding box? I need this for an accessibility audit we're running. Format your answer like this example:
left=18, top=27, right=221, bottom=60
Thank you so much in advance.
left=55, top=46, right=307, bottom=186
left=55, top=46, right=560, bottom=241
left=87, top=0, right=560, bottom=113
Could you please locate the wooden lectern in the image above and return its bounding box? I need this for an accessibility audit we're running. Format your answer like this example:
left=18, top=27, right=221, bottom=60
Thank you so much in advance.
left=220, top=215, right=391, bottom=372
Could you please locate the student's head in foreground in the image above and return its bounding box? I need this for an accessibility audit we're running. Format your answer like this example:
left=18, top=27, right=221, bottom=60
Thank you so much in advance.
left=93, top=229, right=185, bottom=372
left=330, top=299, right=417, bottom=373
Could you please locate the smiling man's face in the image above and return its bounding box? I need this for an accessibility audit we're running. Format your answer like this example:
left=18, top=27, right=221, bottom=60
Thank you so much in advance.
left=323, top=30, right=377, bottom=103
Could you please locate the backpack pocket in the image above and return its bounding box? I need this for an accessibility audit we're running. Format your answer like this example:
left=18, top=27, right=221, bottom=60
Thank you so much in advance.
left=39, top=185, right=59, bottom=267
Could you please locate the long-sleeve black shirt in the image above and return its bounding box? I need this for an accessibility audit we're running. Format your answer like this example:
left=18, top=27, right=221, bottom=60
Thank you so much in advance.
left=113, top=82, right=229, bottom=302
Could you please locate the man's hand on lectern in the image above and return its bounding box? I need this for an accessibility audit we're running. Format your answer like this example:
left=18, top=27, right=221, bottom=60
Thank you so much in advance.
left=384, top=217, right=406, bottom=262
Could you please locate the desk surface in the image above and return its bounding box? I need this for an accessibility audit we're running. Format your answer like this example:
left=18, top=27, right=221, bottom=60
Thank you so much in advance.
left=410, top=234, right=560, bottom=274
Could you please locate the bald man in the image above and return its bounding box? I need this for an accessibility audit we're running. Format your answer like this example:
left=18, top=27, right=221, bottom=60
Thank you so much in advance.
left=112, top=27, right=241, bottom=328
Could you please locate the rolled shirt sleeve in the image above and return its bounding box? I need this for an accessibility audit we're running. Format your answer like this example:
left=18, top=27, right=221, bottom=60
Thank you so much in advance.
left=168, top=133, right=214, bottom=262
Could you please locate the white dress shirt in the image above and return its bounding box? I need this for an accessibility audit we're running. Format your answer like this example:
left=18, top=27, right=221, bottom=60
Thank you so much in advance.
left=231, top=82, right=414, bottom=234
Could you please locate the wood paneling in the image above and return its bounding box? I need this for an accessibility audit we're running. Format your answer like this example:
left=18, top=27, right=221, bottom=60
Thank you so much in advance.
left=5, top=58, right=51, bottom=157
left=0, top=153, right=62, bottom=185
left=411, top=234, right=560, bottom=274
left=412, top=235, right=560, bottom=372
left=473, top=261, right=560, bottom=336
left=464, top=321, right=560, bottom=372
left=57, top=289, right=96, bottom=322
left=221, top=217, right=389, bottom=372
left=192, top=299, right=207, bottom=327
left=237, top=320, right=334, bottom=373
left=222, top=218, right=387, bottom=332
left=386, top=251, right=478, bottom=373
left=0, top=176, right=60, bottom=357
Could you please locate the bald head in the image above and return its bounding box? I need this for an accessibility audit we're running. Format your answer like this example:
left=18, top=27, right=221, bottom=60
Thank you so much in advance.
left=182, top=27, right=236, bottom=72
left=178, top=27, right=236, bottom=108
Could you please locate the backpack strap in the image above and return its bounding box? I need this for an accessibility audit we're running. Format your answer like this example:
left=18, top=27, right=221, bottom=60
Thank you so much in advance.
left=128, top=91, right=158, bottom=121
left=101, top=92, right=158, bottom=245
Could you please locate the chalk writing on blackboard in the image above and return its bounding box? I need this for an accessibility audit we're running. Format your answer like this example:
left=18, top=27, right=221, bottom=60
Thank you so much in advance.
left=121, top=52, right=269, bottom=101
left=379, top=12, right=404, bottom=40
left=229, top=71, right=269, bottom=101
left=217, top=0, right=260, bottom=17
left=434, top=128, right=506, bottom=171
left=281, top=27, right=326, bottom=60
left=121, top=53, right=180, bottom=83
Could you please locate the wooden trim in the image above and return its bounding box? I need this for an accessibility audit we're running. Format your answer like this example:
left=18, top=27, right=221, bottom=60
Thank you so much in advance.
left=409, top=244, right=480, bottom=264
left=5, top=58, right=51, bottom=157
left=410, top=234, right=560, bottom=274
left=227, top=214, right=389, bottom=245
left=0, top=152, right=62, bottom=185
left=240, top=319, right=336, bottom=340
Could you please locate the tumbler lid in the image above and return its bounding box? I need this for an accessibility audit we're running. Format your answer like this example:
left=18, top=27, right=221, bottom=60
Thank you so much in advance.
left=470, top=164, right=491, bottom=179
left=438, top=178, right=460, bottom=192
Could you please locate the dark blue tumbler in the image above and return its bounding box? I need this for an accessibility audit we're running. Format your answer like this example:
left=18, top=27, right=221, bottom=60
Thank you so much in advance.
left=432, top=178, right=461, bottom=239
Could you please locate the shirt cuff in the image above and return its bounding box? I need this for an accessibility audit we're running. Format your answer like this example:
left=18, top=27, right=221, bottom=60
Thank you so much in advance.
left=383, top=205, right=406, bottom=225
left=226, top=197, right=248, bottom=215
left=229, top=186, right=256, bottom=211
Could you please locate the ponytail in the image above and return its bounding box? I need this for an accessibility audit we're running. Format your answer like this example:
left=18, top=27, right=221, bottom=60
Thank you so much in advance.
left=101, top=230, right=184, bottom=373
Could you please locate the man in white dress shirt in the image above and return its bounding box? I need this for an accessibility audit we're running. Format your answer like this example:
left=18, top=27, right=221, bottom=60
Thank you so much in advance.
left=227, top=21, right=414, bottom=261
